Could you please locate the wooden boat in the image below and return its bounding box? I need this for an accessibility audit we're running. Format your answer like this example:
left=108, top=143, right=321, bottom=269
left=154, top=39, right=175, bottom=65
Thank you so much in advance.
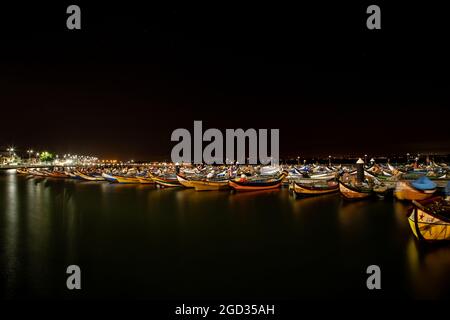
left=150, top=174, right=182, bottom=187
left=64, top=171, right=78, bottom=178
left=293, top=180, right=338, bottom=197
left=408, top=197, right=450, bottom=241
left=102, top=173, right=119, bottom=183
left=16, top=168, right=29, bottom=174
left=394, top=178, right=436, bottom=201
left=338, top=180, right=373, bottom=200
left=75, top=171, right=105, bottom=181
left=113, top=175, right=141, bottom=184
left=137, top=176, right=155, bottom=184
left=190, top=179, right=230, bottom=191
left=229, top=173, right=286, bottom=191
left=309, top=173, right=337, bottom=180
left=176, top=174, right=196, bottom=188
left=29, top=169, right=50, bottom=177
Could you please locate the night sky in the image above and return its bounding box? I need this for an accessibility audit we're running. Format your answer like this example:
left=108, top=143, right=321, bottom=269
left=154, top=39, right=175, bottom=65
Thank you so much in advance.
left=1, top=3, right=449, bottom=160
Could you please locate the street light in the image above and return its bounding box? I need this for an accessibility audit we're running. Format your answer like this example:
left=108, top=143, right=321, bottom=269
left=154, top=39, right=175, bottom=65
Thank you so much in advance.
left=7, top=147, right=14, bottom=156
left=27, top=149, right=33, bottom=162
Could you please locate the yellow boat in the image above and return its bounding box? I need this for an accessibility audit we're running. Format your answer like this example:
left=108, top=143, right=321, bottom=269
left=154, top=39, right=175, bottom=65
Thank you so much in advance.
left=409, top=197, right=450, bottom=241
left=16, top=168, right=29, bottom=174
left=176, top=174, right=195, bottom=188
left=137, top=176, right=155, bottom=184
left=190, top=180, right=230, bottom=191
left=113, top=175, right=141, bottom=184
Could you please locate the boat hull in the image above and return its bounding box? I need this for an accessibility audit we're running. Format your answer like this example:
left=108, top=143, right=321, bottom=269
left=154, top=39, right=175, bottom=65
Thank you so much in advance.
left=137, top=176, right=155, bottom=184
left=114, top=176, right=141, bottom=184
left=394, top=181, right=436, bottom=201
left=339, top=181, right=373, bottom=200
left=408, top=197, right=450, bottom=241
left=293, top=181, right=338, bottom=196
left=102, top=173, right=119, bottom=183
left=75, top=171, right=105, bottom=181
left=191, top=180, right=230, bottom=191
left=229, top=177, right=284, bottom=191
left=151, top=176, right=182, bottom=187
left=176, top=174, right=196, bottom=188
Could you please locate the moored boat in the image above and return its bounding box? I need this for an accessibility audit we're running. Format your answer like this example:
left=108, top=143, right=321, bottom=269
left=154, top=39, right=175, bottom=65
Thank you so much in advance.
left=191, top=179, right=230, bottom=191
left=102, top=173, right=119, bottom=183
left=293, top=180, right=338, bottom=197
left=137, top=176, right=155, bottom=184
left=338, top=180, right=373, bottom=200
left=176, top=174, right=196, bottom=188
left=75, top=171, right=105, bottom=181
left=394, top=176, right=436, bottom=201
left=229, top=172, right=286, bottom=191
left=150, top=174, right=182, bottom=187
left=408, top=196, right=450, bottom=241
left=114, top=175, right=141, bottom=184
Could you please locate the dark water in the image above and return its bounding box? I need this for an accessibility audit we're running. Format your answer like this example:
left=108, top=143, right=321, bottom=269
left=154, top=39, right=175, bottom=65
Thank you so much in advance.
left=1, top=170, right=450, bottom=300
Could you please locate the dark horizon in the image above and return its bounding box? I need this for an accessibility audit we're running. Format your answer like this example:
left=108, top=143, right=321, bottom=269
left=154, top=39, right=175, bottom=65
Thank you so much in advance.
left=1, top=3, right=449, bottom=160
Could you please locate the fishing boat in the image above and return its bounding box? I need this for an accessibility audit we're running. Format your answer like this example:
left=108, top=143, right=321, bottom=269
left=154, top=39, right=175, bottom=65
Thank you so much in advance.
left=74, top=171, right=105, bottom=181
left=338, top=180, right=373, bottom=200
left=113, top=175, right=141, bottom=184
left=408, top=197, right=450, bottom=241
left=64, top=171, right=78, bottom=178
left=150, top=174, right=182, bottom=187
left=308, top=172, right=337, bottom=180
left=102, top=173, right=119, bottom=183
left=229, top=172, right=286, bottom=191
left=137, top=176, right=155, bottom=184
left=176, top=174, right=196, bottom=188
left=292, top=180, right=338, bottom=197
left=394, top=176, right=436, bottom=201
left=190, top=179, right=230, bottom=191
left=29, top=169, right=50, bottom=177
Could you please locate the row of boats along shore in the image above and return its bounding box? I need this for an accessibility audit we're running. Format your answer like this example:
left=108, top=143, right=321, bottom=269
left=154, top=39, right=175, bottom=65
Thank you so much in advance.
left=15, top=158, right=450, bottom=242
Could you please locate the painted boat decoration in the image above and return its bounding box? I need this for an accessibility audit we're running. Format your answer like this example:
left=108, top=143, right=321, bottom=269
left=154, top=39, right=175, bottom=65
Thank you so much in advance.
left=229, top=173, right=286, bottom=191
left=293, top=180, right=338, bottom=197
left=394, top=176, right=436, bottom=201
left=338, top=180, right=373, bottom=200
left=408, top=196, right=450, bottom=241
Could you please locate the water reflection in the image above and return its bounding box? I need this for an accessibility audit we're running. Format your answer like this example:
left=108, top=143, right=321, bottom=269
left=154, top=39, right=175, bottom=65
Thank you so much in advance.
left=406, top=239, right=450, bottom=298
left=3, top=171, right=19, bottom=296
left=1, top=175, right=450, bottom=299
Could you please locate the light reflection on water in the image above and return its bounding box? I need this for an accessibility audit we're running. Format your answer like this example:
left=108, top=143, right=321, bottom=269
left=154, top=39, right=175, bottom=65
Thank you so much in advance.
left=1, top=173, right=449, bottom=299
